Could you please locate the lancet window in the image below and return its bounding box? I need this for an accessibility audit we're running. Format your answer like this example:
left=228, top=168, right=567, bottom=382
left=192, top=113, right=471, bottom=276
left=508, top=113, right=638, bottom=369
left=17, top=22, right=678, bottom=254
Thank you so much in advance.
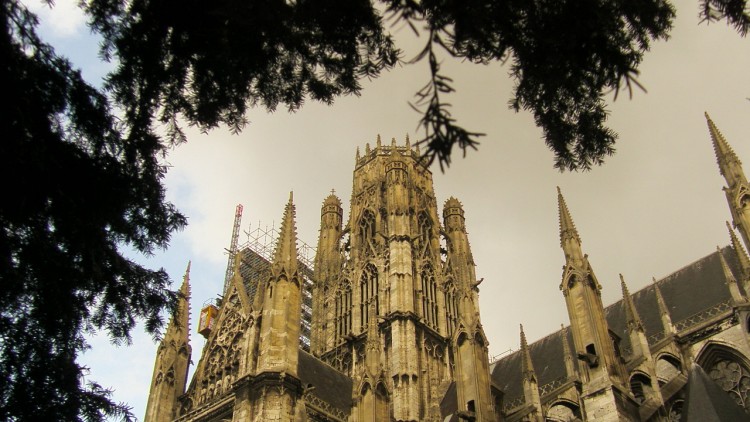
left=360, top=264, right=379, bottom=329
left=421, top=264, right=439, bottom=329
left=335, top=285, right=352, bottom=341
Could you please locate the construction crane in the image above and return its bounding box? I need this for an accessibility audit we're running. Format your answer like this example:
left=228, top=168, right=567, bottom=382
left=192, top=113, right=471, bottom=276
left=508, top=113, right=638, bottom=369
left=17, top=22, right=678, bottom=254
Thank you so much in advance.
left=200, top=204, right=243, bottom=339
left=222, top=204, right=243, bottom=296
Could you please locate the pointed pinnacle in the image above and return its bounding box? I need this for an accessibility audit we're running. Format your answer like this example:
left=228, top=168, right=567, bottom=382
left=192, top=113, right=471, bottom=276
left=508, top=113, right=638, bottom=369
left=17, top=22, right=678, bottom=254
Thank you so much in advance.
left=706, top=112, right=741, bottom=174
left=405, top=134, right=411, bottom=149
left=653, top=277, right=668, bottom=315
left=376, top=134, right=382, bottom=148
left=727, top=221, right=750, bottom=277
left=520, top=324, right=536, bottom=379
left=717, top=245, right=738, bottom=284
left=557, top=187, right=582, bottom=247
left=272, top=193, right=299, bottom=276
left=181, top=261, right=191, bottom=295
left=174, top=261, right=192, bottom=335
left=620, top=274, right=643, bottom=330
left=561, top=324, right=571, bottom=356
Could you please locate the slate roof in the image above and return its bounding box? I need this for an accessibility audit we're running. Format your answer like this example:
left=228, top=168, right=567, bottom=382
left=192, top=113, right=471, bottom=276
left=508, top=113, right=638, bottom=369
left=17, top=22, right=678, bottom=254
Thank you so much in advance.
left=298, top=350, right=353, bottom=414
left=491, top=246, right=741, bottom=407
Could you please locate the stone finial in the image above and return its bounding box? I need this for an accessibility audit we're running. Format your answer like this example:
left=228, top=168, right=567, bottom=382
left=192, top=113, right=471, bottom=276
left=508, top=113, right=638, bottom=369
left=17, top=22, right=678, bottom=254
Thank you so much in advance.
left=718, top=246, right=737, bottom=284
left=520, top=324, right=536, bottom=382
left=727, top=221, right=750, bottom=279
left=405, top=134, right=411, bottom=149
left=620, top=274, right=643, bottom=331
left=376, top=134, right=382, bottom=148
left=365, top=143, right=371, bottom=154
left=323, top=190, right=342, bottom=206
left=356, top=146, right=360, bottom=161
left=717, top=246, right=745, bottom=303
left=391, top=137, right=396, bottom=147
left=652, top=276, right=675, bottom=334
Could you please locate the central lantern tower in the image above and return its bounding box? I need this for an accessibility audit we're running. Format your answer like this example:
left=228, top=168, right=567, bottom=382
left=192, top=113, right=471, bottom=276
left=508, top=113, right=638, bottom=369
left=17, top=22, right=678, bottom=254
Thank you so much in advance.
left=311, top=137, right=496, bottom=421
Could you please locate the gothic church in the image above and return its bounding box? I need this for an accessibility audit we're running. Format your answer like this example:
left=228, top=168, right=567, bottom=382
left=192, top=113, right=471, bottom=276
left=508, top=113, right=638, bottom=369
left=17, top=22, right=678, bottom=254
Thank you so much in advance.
left=145, top=115, right=750, bottom=421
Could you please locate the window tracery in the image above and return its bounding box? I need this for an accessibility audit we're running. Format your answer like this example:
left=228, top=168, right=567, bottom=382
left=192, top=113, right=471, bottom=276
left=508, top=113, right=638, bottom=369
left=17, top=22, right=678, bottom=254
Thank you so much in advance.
left=191, top=296, right=248, bottom=406
left=421, top=264, right=438, bottom=329
left=708, top=358, right=750, bottom=411
left=335, top=284, right=352, bottom=341
left=359, top=210, right=376, bottom=248
left=444, top=280, right=458, bottom=336
left=360, top=264, right=378, bottom=330
left=417, top=212, right=433, bottom=257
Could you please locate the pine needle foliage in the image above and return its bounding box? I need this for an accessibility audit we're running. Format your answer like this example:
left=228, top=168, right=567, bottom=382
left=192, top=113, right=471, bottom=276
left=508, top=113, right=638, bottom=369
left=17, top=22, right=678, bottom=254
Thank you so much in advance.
left=1, top=0, right=748, bottom=420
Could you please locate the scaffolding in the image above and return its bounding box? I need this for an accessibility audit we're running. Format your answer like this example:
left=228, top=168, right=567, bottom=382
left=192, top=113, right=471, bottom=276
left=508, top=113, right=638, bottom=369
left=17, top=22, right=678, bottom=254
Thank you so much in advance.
left=234, top=223, right=316, bottom=351
left=222, top=204, right=243, bottom=296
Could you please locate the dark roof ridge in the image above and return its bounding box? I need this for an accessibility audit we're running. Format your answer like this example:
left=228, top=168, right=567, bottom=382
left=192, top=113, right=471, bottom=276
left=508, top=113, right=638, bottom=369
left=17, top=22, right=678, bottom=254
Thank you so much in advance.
left=495, top=246, right=731, bottom=365
left=298, top=349, right=348, bottom=375
left=602, top=245, right=731, bottom=315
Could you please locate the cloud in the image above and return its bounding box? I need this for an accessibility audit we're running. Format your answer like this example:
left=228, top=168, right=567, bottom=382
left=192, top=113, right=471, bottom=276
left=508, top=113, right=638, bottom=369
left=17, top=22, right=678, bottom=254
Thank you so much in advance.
left=24, top=0, right=87, bottom=38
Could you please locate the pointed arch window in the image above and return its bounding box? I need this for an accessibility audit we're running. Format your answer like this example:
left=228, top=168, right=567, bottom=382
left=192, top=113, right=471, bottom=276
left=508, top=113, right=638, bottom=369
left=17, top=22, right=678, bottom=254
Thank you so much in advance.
left=418, top=212, right=433, bottom=255
left=360, top=264, right=379, bottom=329
left=335, top=284, right=352, bottom=341
left=359, top=210, right=376, bottom=246
left=444, top=280, right=458, bottom=336
left=421, top=264, right=438, bottom=329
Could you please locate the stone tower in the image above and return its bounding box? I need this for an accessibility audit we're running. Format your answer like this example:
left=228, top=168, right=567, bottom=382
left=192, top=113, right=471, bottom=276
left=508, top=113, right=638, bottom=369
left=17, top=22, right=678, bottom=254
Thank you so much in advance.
left=556, top=188, right=637, bottom=421
left=145, top=262, right=192, bottom=422
left=312, top=137, right=495, bottom=421
left=707, top=113, right=750, bottom=252
left=233, top=193, right=306, bottom=421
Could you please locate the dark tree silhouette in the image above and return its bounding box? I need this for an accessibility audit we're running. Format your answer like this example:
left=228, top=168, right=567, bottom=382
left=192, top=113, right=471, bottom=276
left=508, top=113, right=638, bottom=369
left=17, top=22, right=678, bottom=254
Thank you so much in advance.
left=1, top=0, right=748, bottom=420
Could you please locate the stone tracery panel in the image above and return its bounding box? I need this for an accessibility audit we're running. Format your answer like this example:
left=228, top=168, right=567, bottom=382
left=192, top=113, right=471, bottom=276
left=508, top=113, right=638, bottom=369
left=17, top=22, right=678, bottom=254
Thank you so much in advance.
left=708, top=359, right=750, bottom=411
left=698, top=343, right=750, bottom=413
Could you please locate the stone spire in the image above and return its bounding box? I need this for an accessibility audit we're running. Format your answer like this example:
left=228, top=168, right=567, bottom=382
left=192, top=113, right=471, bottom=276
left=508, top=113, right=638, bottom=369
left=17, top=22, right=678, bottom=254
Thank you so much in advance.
left=706, top=112, right=743, bottom=180
left=257, top=193, right=301, bottom=375
left=312, top=192, right=344, bottom=355
left=272, top=192, right=299, bottom=279
left=621, top=273, right=652, bottom=361
left=707, top=113, right=750, bottom=252
left=557, top=187, right=584, bottom=263
left=144, top=262, right=192, bottom=422
left=620, top=274, right=643, bottom=332
left=556, top=189, right=632, bottom=418
left=520, top=324, right=536, bottom=382
left=728, top=221, right=750, bottom=284
left=520, top=324, right=543, bottom=421
left=653, top=277, right=675, bottom=335
left=717, top=246, right=745, bottom=303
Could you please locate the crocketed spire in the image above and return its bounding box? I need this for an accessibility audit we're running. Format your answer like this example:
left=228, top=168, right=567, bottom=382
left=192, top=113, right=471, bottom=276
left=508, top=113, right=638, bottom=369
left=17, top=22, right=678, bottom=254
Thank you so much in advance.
left=272, top=192, right=298, bottom=278
left=620, top=274, right=643, bottom=332
left=706, top=112, right=742, bottom=178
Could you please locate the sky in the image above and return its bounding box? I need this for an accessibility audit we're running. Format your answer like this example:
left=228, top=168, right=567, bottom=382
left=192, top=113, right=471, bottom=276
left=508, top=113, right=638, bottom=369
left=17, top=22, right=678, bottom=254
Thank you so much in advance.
left=23, top=0, right=750, bottom=419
